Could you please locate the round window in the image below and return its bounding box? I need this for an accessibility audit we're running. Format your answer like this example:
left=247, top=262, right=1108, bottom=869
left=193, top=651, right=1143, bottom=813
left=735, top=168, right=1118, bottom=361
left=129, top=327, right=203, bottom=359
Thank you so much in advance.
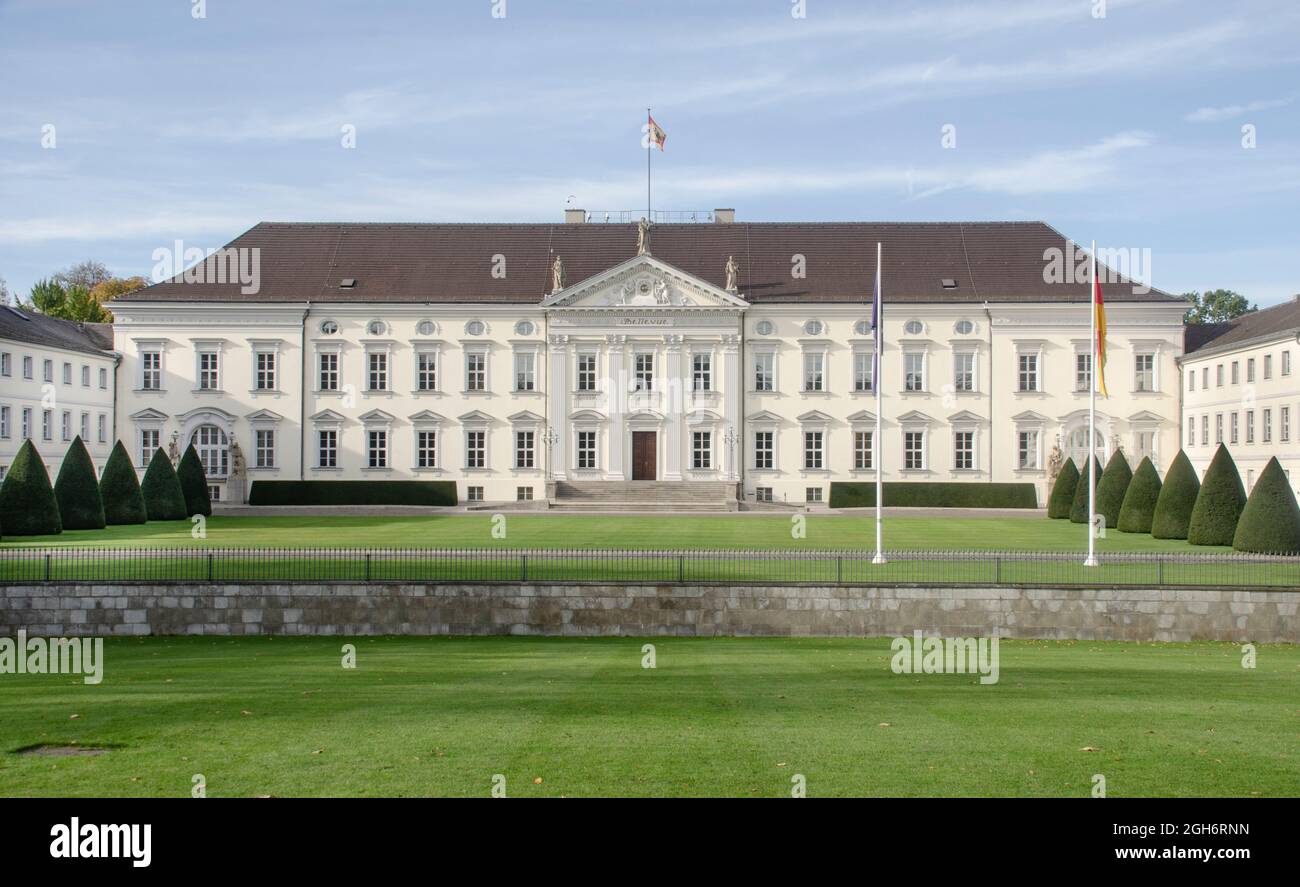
left=417, top=320, right=436, bottom=336
left=854, top=320, right=872, bottom=336
left=319, top=320, right=339, bottom=335
left=366, top=320, right=386, bottom=336
left=954, top=319, right=975, bottom=335
left=466, top=320, right=486, bottom=336
left=904, top=320, right=924, bottom=336
left=754, top=320, right=774, bottom=336
left=515, top=320, right=536, bottom=336
left=804, top=320, right=824, bottom=336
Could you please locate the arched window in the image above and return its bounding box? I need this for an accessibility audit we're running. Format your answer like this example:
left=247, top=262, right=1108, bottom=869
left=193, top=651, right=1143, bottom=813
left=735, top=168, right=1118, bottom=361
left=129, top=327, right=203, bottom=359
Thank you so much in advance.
left=191, top=424, right=229, bottom=477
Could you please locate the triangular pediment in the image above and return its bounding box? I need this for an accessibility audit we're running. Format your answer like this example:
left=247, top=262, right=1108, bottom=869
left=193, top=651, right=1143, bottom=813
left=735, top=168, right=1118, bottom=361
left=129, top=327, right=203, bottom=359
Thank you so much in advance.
left=1011, top=410, right=1050, bottom=423
left=359, top=409, right=395, bottom=424
left=1127, top=410, right=1164, bottom=424
left=948, top=410, right=987, bottom=425
left=245, top=409, right=285, bottom=423
left=541, top=254, right=749, bottom=309
left=310, top=409, right=346, bottom=423
left=408, top=409, right=446, bottom=423
left=897, top=410, right=935, bottom=425
left=458, top=410, right=494, bottom=424
left=747, top=410, right=783, bottom=424
left=130, top=408, right=169, bottom=421
left=508, top=410, right=546, bottom=424
left=847, top=410, right=877, bottom=424
left=797, top=410, right=834, bottom=424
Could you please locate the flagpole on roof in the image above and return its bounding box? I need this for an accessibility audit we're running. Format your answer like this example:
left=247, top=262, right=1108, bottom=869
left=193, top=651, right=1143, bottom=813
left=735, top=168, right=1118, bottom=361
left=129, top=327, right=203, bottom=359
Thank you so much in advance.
left=873, top=241, right=886, bottom=565
left=646, top=107, right=652, bottom=221
left=1085, top=239, right=1099, bottom=567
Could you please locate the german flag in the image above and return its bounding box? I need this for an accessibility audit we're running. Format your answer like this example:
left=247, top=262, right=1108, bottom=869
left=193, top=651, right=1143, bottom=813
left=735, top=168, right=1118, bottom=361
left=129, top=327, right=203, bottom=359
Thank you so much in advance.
left=1094, top=271, right=1108, bottom=397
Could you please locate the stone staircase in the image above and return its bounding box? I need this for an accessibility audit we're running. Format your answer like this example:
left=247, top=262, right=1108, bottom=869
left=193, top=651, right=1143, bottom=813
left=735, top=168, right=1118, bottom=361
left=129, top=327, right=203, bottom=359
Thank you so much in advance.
left=551, top=480, right=737, bottom=512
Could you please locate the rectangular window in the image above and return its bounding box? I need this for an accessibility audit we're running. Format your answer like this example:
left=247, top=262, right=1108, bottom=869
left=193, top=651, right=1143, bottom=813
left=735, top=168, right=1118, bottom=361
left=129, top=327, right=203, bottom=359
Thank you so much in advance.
left=904, top=353, right=924, bottom=392
left=1187, top=416, right=1195, bottom=445
left=62, top=362, right=71, bottom=385
left=1076, top=353, right=1093, bottom=392
left=576, top=430, right=597, bottom=469
left=368, top=352, right=388, bottom=391
left=97, top=413, right=106, bottom=443
left=802, top=430, right=823, bottom=470
left=61, top=410, right=70, bottom=441
left=466, top=486, right=484, bottom=502
left=803, top=352, right=825, bottom=392
left=98, top=367, right=107, bottom=389
left=1231, top=361, right=1240, bottom=385
left=1246, top=358, right=1255, bottom=383
left=514, top=430, right=535, bottom=469
left=754, top=352, right=775, bottom=392
left=1018, top=431, right=1039, bottom=470
left=367, top=430, right=388, bottom=468
left=42, top=410, right=51, bottom=440
left=22, top=408, right=32, bottom=440
left=1281, top=406, right=1291, bottom=442
left=414, top=352, right=437, bottom=391
left=0, top=406, right=9, bottom=439
left=1201, top=367, right=1208, bottom=389
left=577, top=353, right=597, bottom=391
left=1245, top=410, right=1254, bottom=444
left=317, top=429, right=338, bottom=468
left=904, top=431, right=924, bottom=469
left=954, top=431, right=974, bottom=470
left=465, top=352, right=486, bottom=392
left=140, top=428, right=159, bottom=466
left=1201, top=415, right=1208, bottom=447
left=319, top=352, right=339, bottom=391
left=1263, top=408, right=1272, bottom=443
left=1017, top=354, right=1039, bottom=392
left=634, top=353, right=654, bottom=391
left=1264, top=354, right=1273, bottom=379
left=81, top=365, right=90, bottom=387
left=0, top=352, right=8, bottom=376
left=805, top=487, right=823, bottom=504
left=953, top=353, right=974, bottom=392
left=1134, top=353, right=1155, bottom=392
left=854, top=352, right=874, bottom=392
left=465, top=430, right=486, bottom=469
left=1282, top=351, right=1291, bottom=376
left=753, top=431, right=773, bottom=470
left=1230, top=412, right=1239, bottom=444
left=513, top=352, right=534, bottom=392
left=854, top=430, right=873, bottom=470
left=23, top=356, right=33, bottom=379
left=255, top=429, right=275, bottom=468
left=755, top=487, right=773, bottom=503
left=1186, top=369, right=1194, bottom=392
left=79, top=412, right=88, bottom=441
left=693, top=431, right=713, bottom=470
left=516, top=486, right=533, bottom=502
left=417, top=430, right=437, bottom=468
left=1215, top=413, right=1223, bottom=444
left=255, top=352, right=276, bottom=390
left=198, top=351, right=220, bottom=390
left=692, top=352, right=712, bottom=391
left=141, top=351, right=161, bottom=390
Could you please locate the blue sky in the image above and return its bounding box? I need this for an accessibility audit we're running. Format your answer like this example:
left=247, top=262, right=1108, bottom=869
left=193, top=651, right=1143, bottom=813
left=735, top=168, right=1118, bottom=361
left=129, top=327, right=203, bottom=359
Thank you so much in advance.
left=1, top=0, right=1297, bottom=305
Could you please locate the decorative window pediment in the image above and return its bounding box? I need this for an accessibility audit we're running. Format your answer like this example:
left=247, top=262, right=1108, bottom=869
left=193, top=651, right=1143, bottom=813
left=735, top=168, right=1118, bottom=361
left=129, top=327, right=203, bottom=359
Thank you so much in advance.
left=311, top=409, right=346, bottom=424
left=540, top=254, right=749, bottom=309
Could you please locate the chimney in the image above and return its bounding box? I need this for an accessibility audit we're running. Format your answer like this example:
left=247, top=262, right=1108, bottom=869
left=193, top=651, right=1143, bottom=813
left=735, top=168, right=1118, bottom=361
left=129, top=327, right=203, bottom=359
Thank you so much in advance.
left=564, top=208, right=587, bottom=224
left=714, top=208, right=735, bottom=224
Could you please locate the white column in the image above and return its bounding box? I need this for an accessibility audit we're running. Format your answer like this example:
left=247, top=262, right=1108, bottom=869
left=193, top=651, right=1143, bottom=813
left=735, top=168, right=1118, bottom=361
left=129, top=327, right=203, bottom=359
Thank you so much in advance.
left=606, top=334, right=627, bottom=480
left=663, top=335, right=683, bottom=481
left=722, top=334, right=741, bottom=481
left=548, top=334, right=568, bottom=480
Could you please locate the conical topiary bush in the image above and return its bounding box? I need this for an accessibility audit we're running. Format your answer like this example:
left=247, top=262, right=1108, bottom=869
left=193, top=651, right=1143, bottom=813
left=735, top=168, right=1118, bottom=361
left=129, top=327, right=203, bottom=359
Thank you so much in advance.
left=1187, top=445, right=1247, bottom=546
left=1117, top=457, right=1162, bottom=534
left=139, top=447, right=188, bottom=521
left=1151, top=450, right=1200, bottom=539
left=0, top=440, right=62, bottom=536
left=1232, top=457, right=1300, bottom=553
left=1095, top=449, right=1134, bottom=528
left=53, top=436, right=106, bottom=530
left=1069, top=455, right=1104, bottom=523
left=176, top=444, right=212, bottom=517
left=1046, top=458, right=1079, bottom=519
left=99, top=440, right=147, bottom=525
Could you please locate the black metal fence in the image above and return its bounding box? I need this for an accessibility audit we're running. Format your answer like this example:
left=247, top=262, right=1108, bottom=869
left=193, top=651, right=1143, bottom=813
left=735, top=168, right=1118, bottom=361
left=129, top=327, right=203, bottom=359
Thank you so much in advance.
left=0, top=548, right=1297, bottom=588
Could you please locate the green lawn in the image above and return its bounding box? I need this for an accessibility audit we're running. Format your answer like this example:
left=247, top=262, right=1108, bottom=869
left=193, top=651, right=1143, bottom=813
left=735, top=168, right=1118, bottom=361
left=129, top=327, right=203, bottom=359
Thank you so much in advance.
left=0, top=636, right=1294, bottom=797
left=0, top=513, right=1235, bottom=552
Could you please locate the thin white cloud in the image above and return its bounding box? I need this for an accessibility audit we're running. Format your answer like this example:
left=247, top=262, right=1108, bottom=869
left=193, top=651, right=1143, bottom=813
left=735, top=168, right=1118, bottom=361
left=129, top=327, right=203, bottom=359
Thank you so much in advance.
left=1184, top=97, right=1292, bottom=122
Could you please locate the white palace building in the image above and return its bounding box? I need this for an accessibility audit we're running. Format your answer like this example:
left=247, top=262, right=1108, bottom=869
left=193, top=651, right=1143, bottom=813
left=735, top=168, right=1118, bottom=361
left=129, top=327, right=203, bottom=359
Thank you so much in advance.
left=86, top=211, right=1190, bottom=508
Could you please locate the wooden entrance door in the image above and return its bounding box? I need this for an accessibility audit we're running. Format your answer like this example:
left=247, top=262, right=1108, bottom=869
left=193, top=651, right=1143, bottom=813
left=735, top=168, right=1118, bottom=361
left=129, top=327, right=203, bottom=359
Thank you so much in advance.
left=631, top=432, right=657, bottom=480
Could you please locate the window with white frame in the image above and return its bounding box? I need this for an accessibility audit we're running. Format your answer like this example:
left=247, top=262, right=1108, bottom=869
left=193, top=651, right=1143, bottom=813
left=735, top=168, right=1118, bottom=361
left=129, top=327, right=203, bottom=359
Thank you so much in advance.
left=514, top=430, right=535, bottom=468
left=1017, top=431, right=1039, bottom=470
left=22, top=356, right=32, bottom=379
left=753, top=351, right=775, bottom=391
left=81, top=365, right=90, bottom=387
left=1133, top=430, right=1156, bottom=464
left=753, top=430, right=773, bottom=469
left=1282, top=351, right=1292, bottom=376
left=1246, top=358, right=1256, bottom=383
left=755, top=487, right=773, bottom=502
left=317, top=429, right=338, bottom=468
left=1201, top=415, right=1208, bottom=447
left=693, top=431, right=713, bottom=470
left=465, top=430, right=486, bottom=468
left=1216, top=364, right=1224, bottom=386
left=576, top=430, right=597, bottom=469
left=1187, top=416, right=1195, bottom=444
left=42, top=409, right=52, bottom=440
left=692, top=352, right=712, bottom=391
left=904, top=430, right=925, bottom=470
left=0, top=352, right=8, bottom=376
left=1264, top=354, right=1273, bottom=379
left=1281, top=406, right=1291, bottom=442
left=98, top=367, right=107, bottom=388
left=416, top=430, right=437, bottom=468
left=191, top=425, right=228, bottom=476
left=0, top=406, right=9, bottom=439
left=634, top=353, right=654, bottom=391
left=1215, top=413, right=1223, bottom=444
left=367, top=352, right=388, bottom=391
left=854, top=351, right=874, bottom=392
left=21, top=408, right=31, bottom=440
left=42, top=359, right=53, bottom=383
left=1246, top=410, right=1255, bottom=444
left=319, top=352, right=339, bottom=391
left=803, top=352, right=825, bottom=392
left=953, top=352, right=974, bottom=392
left=954, top=430, right=974, bottom=470
left=802, top=430, right=823, bottom=470
left=904, top=352, right=925, bottom=392
left=255, top=351, right=277, bottom=390
left=415, top=352, right=438, bottom=391
left=1230, top=412, right=1239, bottom=444
left=1231, top=361, right=1240, bottom=385
left=198, top=351, right=220, bottom=390
left=79, top=412, right=88, bottom=440
left=140, top=428, right=159, bottom=466
left=514, top=351, right=535, bottom=392
left=577, top=352, right=597, bottom=391
left=806, top=487, right=823, bottom=503
left=1187, top=369, right=1194, bottom=392
left=466, top=485, right=484, bottom=502
left=1017, top=353, right=1039, bottom=392
left=141, top=351, right=161, bottom=390
left=1263, top=408, right=1272, bottom=442
left=62, top=362, right=71, bottom=385
left=61, top=410, right=70, bottom=441
left=1201, top=366, right=1208, bottom=388
left=517, top=486, right=533, bottom=501
left=465, top=351, right=487, bottom=392
left=255, top=429, right=276, bottom=468
left=854, top=430, right=873, bottom=470
left=1134, top=353, right=1155, bottom=392
left=367, top=430, right=388, bottom=468
left=97, top=413, right=106, bottom=443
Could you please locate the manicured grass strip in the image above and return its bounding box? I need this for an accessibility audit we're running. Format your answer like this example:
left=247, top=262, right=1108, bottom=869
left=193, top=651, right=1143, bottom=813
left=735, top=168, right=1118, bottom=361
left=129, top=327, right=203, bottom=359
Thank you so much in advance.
left=0, top=636, right=1294, bottom=797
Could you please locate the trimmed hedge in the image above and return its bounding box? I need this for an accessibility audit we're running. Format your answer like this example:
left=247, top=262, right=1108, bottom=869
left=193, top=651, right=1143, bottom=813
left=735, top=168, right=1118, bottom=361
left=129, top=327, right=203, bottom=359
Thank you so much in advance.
left=139, top=448, right=188, bottom=521
left=1188, top=445, right=1247, bottom=546
left=1151, top=450, right=1199, bottom=539
left=1046, top=458, right=1080, bottom=519
left=1068, top=456, right=1104, bottom=523
left=828, top=482, right=1038, bottom=509
left=53, top=436, right=106, bottom=530
left=249, top=480, right=459, bottom=507
left=1232, top=457, right=1300, bottom=553
left=176, top=445, right=212, bottom=517
left=1117, top=457, right=1162, bottom=534
left=0, top=440, right=62, bottom=536
left=99, top=441, right=147, bottom=525
left=1095, top=450, right=1134, bottom=528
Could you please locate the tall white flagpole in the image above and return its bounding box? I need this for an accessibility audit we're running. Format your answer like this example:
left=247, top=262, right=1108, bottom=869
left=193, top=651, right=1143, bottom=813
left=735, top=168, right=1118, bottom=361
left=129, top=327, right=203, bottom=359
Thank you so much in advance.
left=1085, top=239, right=1099, bottom=567
left=873, top=241, right=886, bottom=565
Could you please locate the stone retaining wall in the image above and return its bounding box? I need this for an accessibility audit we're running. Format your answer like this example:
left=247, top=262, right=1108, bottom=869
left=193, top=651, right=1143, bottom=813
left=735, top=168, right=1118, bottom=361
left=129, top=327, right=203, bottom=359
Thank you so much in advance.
left=1, top=582, right=1296, bottom=642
